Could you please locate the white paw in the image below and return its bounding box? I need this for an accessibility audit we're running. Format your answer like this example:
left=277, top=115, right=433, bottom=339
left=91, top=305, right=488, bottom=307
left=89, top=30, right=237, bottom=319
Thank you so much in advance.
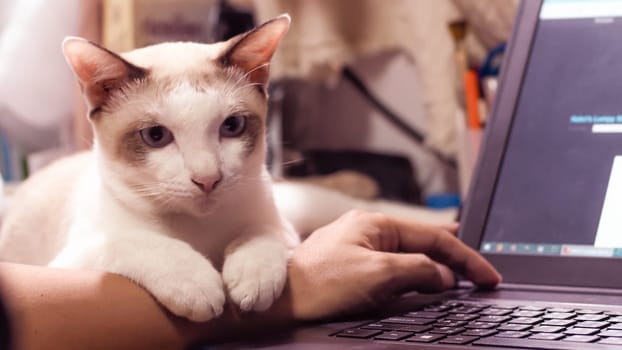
left=222, top=238, right=288, bottom=312
left=145, top=263, right=226, bottom=322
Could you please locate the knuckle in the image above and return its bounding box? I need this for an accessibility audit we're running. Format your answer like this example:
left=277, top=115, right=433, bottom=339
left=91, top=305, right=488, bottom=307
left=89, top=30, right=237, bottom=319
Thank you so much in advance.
left=412, top=254, right=436, bottom=269
left=373, top=253, right=404, bottom=278
left=374, top=252, right=395, bottom=272
left=344, top=208, right=369, bottom=218
left=431, top=228, right=454, bottom=249
left=363, top=211, right=390, bottom=227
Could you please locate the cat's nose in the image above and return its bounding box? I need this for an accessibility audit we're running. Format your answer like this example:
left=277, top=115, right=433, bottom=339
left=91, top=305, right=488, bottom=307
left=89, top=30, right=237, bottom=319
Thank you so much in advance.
left=191, top=174, right=222, bottom=193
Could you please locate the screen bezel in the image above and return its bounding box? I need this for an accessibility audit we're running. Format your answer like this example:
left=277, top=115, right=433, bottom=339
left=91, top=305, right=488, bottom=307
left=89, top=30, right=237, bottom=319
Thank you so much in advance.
left=459, top=0, right=622, bottom=289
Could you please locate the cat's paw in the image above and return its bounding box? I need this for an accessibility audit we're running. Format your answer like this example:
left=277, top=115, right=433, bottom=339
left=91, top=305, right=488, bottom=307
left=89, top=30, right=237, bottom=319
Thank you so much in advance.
left=222, top=237, right=288, bottom=312
left=146, top=263, right=226, bottom=322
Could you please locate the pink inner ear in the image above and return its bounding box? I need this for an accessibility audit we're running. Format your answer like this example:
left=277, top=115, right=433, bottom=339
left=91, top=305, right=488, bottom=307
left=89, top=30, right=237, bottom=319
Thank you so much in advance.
left=225, top=15, right=290, bottom=85
left=63, top=37, right=143, bottom=110
left=63, top=38, right=129, bottom=85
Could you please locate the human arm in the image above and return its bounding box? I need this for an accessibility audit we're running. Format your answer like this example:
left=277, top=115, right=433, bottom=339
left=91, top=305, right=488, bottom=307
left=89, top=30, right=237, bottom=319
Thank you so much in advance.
left=0, top=210, right=500, bottom=350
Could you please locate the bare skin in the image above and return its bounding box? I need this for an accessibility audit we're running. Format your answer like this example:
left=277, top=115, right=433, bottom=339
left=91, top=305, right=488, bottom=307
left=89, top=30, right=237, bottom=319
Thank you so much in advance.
left=0, top=210, right=500, bottom=350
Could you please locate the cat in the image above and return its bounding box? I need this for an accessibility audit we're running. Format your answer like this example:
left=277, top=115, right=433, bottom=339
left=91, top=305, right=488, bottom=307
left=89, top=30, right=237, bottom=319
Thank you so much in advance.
left=0, top=15, right=299, bottom=322
left=0, top=13, right=459, bottom=323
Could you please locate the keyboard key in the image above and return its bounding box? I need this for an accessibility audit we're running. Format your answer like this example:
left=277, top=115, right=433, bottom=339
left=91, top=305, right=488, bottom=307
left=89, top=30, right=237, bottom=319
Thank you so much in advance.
left=475, top=336, right=618, bottom=349
left=608, top=316, right=622, bottom=323
left=361, top=322, right=398, bottom=330
left=463, top=328, right=497, bottom=337
left=424, top=304, right=452, bottom=312
left=575, top=321, right=609, bottom=329
left=335, top=328, right=382, bottom=338
left=460, top=301, right=491, bottom=308
left=466, top=321, right=498, bottom=329
left=434, top=320, right=466, bottom=328
left=599, top=329, right=622, bottom=337
left=564, top=327, right=598, bottom=335
left=529, top=333, right=565, bottom=340
left=481, top=308, right=513, bottom=316
left=438, top=335, right=479, bottom=344
left=443, top=300, right=462, bottom=308
left=599, top=337, right=622, bottom=345
left=563, top=335, right=600, bottom=343
left=430, top=326, right=465, bottom=335
left=576, top=309, right=604, bottom=314
left=495, top=331, right=531, bottom=338
left=576, top=314, right=608, bottom=321
left=513, top=310, right=544, bottom=318
left=381, top=317, right=433, bottom=325
left=405, top=333, right=445, bottom=343
left=451, top=306, right=483, bottom=314
left=609, top=323, right=622, bottom=330
left=511, top=317, right=542, bottom=324
left=542, top=319, right=576, bottom=327
left=490, top=304, right=519, bottom=310
left=395, top=325, right=433, bottom=333
left=478, top=315, right=511, bottom=323
left=543, top=312, right=575, bottom=320
left=498, top=323, right=531, bottom=331
left=446, top=313, right=479, bottom=321
left=548, top=307, right=574, bottom=313
left=404, top=311, right=447, bottom=319
left=374, top=331, right=413, bottom=341
left=530, top=325, right=564, bottom=333
left=363, top=322, right=431, bottom=333
left=519, top=305, right=546, bottom=311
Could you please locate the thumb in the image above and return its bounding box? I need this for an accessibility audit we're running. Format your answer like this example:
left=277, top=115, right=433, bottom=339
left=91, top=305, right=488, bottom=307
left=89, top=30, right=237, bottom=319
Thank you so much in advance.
left=380, top=252, right=455, bottom=294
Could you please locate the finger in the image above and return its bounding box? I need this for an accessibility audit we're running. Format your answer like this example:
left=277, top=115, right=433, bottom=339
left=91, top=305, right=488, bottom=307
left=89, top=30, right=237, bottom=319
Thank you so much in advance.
left=386, top=218, right=501, bottom=288
left=438, top=222, right=459, bottom=235
left=381, top=253, right=455, bottom=294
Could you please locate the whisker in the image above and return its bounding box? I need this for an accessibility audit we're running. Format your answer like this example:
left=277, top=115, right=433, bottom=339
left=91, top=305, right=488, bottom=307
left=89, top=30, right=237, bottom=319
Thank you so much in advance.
left=233, top=62, right=271, bottom=88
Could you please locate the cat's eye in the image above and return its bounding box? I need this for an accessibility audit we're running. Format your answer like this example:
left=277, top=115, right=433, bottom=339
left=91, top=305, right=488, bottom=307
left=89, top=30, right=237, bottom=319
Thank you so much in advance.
left=219, top=115, right=246, bottom=138
left=139, top=125, right=174, bottom=148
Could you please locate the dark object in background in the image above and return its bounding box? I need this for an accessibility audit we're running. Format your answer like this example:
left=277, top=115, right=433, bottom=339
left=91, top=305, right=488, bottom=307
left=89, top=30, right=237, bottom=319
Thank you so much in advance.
left=214, top=0, right=255, bottom=41
left=342, top=67, right=457, bottom=168
left=285, top=150, right=422, bottom=204
left=0, top=296, right=10, bottom=350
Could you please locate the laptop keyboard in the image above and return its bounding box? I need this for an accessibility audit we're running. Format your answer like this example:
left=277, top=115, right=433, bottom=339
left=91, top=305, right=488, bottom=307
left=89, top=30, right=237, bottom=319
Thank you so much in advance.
left=333, top=299, right=622, bottom=348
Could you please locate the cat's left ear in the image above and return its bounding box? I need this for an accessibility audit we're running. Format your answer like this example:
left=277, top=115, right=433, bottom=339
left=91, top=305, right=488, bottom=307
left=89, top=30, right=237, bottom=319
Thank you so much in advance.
left=221, top=14, right=290, bottom=89
left=62, top=37, right=147, bottom=116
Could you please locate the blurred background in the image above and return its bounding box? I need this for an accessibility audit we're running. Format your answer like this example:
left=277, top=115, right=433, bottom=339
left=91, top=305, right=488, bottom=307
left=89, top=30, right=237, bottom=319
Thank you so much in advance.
left=0, top=0, right=518, bottom=213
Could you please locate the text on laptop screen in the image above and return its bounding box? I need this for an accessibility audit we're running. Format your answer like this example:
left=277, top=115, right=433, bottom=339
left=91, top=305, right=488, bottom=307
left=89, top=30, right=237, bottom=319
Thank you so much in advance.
left=480, top=0, right=622, bottom=258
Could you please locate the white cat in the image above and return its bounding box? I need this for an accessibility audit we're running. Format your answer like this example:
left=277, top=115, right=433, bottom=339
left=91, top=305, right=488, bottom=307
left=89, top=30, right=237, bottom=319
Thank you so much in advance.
left=0, top=14, right=457, bottom=323
left=0, top=15, right=298, bottom=322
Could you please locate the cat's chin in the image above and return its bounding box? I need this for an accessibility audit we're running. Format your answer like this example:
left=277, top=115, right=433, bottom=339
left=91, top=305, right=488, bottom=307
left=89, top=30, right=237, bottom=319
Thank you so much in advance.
left=187, top=196, right=218, bottom=216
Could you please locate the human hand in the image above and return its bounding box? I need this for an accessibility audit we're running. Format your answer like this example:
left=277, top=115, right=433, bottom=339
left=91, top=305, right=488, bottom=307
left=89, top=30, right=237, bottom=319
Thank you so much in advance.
left=286, top=210, right=501, bottom=320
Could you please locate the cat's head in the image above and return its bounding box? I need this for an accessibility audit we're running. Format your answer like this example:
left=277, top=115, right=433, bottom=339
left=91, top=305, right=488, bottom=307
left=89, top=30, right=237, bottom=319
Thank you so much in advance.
left=63, top=15, right=290, bottom=216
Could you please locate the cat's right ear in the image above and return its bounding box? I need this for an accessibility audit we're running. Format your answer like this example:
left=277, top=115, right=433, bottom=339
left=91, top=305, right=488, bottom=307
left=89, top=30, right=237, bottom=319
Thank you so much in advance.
left=220, top=15, right=290, bottom=90
left=62, top=37, right=147, bottom=117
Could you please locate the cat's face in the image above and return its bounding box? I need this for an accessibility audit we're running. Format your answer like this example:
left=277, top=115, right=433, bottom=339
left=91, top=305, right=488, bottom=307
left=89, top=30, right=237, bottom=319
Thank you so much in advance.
left=63, top=16, right=290, bottom=216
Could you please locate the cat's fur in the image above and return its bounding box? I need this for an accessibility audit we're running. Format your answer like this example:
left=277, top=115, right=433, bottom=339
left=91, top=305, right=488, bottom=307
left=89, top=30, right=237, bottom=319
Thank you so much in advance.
left=0, top=14, right=459, bottom=322
left=0, top=15, right=298, bottom=322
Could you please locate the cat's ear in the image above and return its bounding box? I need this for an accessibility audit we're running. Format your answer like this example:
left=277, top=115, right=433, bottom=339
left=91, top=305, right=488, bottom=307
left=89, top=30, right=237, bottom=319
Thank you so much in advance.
left=62, top=37, right=147, bottom=116
left=221, top=14, right=290, bottom=88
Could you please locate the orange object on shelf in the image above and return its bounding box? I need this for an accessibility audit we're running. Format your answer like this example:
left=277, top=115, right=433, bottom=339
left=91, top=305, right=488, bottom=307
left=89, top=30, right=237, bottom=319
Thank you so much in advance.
left=464, top=69, right=482, bottom=130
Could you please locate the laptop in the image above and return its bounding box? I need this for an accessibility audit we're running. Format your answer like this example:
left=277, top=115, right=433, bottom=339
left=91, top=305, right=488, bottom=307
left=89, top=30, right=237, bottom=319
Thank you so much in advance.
left=213, top=0, right=622, bottom=348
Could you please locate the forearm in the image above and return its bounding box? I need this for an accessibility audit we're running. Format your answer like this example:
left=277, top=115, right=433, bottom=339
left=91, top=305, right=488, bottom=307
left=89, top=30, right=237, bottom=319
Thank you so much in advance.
left=0, top=263, right=296, bottom=350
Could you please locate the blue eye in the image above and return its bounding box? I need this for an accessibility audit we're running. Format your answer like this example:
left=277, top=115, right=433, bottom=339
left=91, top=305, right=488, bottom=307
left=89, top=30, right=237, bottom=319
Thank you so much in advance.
left=219, top=115, right=246, bottom=138
left=139, top=125, right=174, bottom=148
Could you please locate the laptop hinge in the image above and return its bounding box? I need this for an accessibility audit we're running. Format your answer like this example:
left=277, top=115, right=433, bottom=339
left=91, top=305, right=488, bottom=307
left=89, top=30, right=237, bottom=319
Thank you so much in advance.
left=458, top=280, right=622, bottom=296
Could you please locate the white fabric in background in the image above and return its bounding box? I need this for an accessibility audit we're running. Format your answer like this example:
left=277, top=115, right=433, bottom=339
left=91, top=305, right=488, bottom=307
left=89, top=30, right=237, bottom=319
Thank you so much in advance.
left=0, top=0, right=80, bottom=150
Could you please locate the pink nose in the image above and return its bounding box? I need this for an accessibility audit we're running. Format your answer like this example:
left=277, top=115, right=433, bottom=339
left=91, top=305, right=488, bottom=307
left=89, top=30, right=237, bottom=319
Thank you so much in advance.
left=191, top=175, right=222, bottom=193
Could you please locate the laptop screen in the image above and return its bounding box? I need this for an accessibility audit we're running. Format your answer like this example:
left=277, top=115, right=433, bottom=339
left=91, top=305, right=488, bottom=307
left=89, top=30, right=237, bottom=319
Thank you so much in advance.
left=479, top=0, right=622, bottom=259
